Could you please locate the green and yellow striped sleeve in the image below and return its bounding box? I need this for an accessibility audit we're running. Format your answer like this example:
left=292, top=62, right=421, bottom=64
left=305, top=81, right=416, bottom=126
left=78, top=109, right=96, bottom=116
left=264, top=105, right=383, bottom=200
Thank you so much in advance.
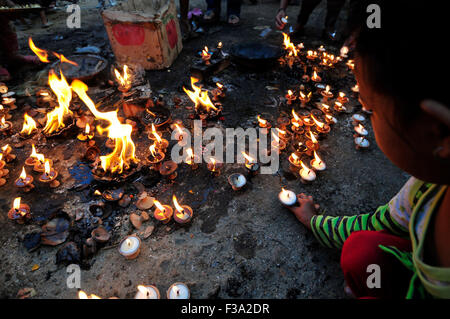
left=310, top=204, right=410, bottom=249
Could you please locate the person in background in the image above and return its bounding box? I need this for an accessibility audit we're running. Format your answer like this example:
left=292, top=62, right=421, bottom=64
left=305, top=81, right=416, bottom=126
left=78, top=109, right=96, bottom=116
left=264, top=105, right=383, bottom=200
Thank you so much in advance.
left=275, top=0, right=345, bottom=40
left=0, top=15, right=41, bottom=81
left=285, top=1, right=450, bottom=299
left=203, top=0, right=242, bottom=26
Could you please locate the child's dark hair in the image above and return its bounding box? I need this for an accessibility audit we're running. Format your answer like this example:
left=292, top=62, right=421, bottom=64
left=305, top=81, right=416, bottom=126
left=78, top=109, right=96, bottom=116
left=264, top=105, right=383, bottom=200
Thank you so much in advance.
left=349, top=0, right=449, bottom=119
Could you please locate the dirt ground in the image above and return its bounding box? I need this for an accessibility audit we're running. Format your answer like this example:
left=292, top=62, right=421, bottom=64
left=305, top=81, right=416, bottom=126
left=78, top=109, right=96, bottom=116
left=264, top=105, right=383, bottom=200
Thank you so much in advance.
left=0, top=0, right=409, bottom=299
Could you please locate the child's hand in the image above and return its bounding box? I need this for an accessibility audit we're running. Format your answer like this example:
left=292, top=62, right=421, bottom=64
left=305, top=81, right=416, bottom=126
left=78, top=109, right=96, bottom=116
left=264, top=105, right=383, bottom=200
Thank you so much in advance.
left=284, top=193, right=320, bottom=230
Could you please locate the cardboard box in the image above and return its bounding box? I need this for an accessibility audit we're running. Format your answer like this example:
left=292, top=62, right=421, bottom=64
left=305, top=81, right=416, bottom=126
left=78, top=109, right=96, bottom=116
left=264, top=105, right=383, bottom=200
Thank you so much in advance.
left=102, top=0, right=182, bottom=70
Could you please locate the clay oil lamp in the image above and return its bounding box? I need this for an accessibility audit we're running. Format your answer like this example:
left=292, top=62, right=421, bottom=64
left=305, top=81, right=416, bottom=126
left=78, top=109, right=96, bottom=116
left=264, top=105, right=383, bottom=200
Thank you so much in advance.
left=318, top=45, right=326, bottom=53
left=277, top=116, right=291, bottom=130
left=319, top=103, right=332, bottom=114
left=257, top=115, right=271, bottom=135
left=0, top=154, right=8, bottom=186
left=242, top=151, right=259, bottom=175
left=354, top=123, right=368, bottom=136
left=25, top=145, right=40, bottom=167
left=298, top=91, right=312, bottom=107
left=201, top=46, right=212, bottom=65
left=228, top=173, right=247, bottom=191
left=7, top=197, right=31, bottom=224
left=299, top=160, right=316, bottom=183
left=33, top=154, right=52, bottom=173
left=302, top=116, right=315, bottom=128
left=320, top=85, right=333, bottom=102
left=285, top=90, right=296, bottom=105
left=311, top=115, right=330, bottom=134
left=346, top=59, right=355, bottom=70
left=337, top=92, right=349, bottom=104
left=352, top=113, right=366, bottom=125
left=355, top=136, right=370, bottom=150
left=173, top=195, right=193, bottom=224
left=0, top=115, right=12, bottom=135
left=0, top=104, right=11, bottom=120
left=114, top=65, right=132, bottom=93
left=167, top=283, right=190, bottom=299
left=291, top=109, right=303, bottom=128
left=15, top=166, right=34, bottom=192
left=288, top=152, right=302, bottom=172
left=39, top=159, right=60, bottom=188
left=77, top=123, right=94, bottom=142
left=118, top=235, right=141, bottom=259
left=324, top=113, right=338, bottom=125
left=207, top=157, right=223, bottom=176
left=278, top=188, right=297, bottom=206
left=135, top=285, right=160, bottom=299
left=271, top=131, right=286, bottom=154
left=295, top=141, right=309, bottom=154
left=310, top=151, right=326, bottom=171
left=0, top=83, right=7, bottom=94
left=276, top=127, right=291, bottom=142
left=159, top=160, right=178, bottom=180
left=311, top=70, right=322, bottom=83
left=1, top=144, right=15, bottom=162
left=19, top=113, right=38, bottom=138
left=147, top=144, right=165, bottom=170
left=334, top=101, right=347, bottom=112
left=185, top=147, right=199, bottom=170
left=8, top=197, right=31, bottom=224
left=2, top=96, right=16, bottom=110
left=305, top=131, right=319, bottom=152
left=212, top=82, right=226, bottom=101
left=153, top=200, right=173, bottom=224
left=291, top=121, right=304, bottom=135
left=173, top=124, right=189, bottom=147
left=306, top=50, right=318, bottom=61
left=154, top=130, right=169, bottom=151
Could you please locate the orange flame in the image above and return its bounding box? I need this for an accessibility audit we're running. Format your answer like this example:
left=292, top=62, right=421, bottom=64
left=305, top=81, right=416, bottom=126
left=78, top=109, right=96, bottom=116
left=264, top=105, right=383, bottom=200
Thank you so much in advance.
left=257, top=115, right=267, bottom=127
left=311, top=115, right=325, bottom=129
left=271, top=130, right=280, bottom=143
left=28, top=37, right=49, bottom=63
left=44, top=159, right=51, bottom=175
left=53, top=52, right=78, bottom=66
left=183, top=77, right=218, bottom=112
left=241, top=151, right=255, bottom=163
left=149, top=143, right=158, bottom=158
left=78, top=291, right=88, bottom=299
left=14, top=197, right=21, bottom=210
left=72, top=80, right=138, bottom=174
left=282, top=33, right=298, bottom=56
left=21, top=113, right=37, bottom=135
left=154, top=200, right=165, bottom=213
left=43, top=70, right=73, bottom=134
left=173, top=195, right=184, bottom=213
left=309, top=131, right=318, bottom=144
left=313, top=151, right=322, bottom=164
left=20, top=166, right=27, bottom=179
left=114, top=65, right=131, bottom=88
left=292, top=109, right=301, bottom=122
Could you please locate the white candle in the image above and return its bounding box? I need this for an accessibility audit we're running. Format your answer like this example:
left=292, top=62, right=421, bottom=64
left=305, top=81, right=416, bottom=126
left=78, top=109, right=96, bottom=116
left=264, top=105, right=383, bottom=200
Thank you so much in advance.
left=119, top=235, right=140, bottom=258
left=311, top=152, right=326, bottom=171
left=278, top=188, right=297, bottom=206
left=135, top=285, right=160, bottom=299
left=299, top=162, right=316, bottom=182
left=167, top=283, right=190, bottom=299
left=354, top=124, right=368, bottom=136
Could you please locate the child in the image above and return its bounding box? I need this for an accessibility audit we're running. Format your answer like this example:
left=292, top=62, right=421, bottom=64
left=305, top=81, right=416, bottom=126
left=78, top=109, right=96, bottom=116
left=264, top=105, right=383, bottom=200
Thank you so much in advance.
left=286, top=1, right=450, bottom=299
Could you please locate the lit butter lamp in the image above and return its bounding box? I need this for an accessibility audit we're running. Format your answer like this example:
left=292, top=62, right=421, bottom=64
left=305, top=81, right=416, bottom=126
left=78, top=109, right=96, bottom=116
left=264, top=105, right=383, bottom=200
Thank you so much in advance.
left=77, top=123, right=94, bottom=141
left=201, top=46, right=212, bottom=65
left=276, top=127, right=291, bottom=142
left=8, top=197, right=31, bottom=224
left=118, top=234, right=141, bottom=260
left=167, top=282, right=190, bottom=299
left=257, top=115, right=271, bottom=135
left=311, top=70, right=322, bottom=83
left=306, top=50, right=318, bottom=61
left=288, top=152, right=302, bottom=172
left=153, top=200, right=173, bottom=224
left=0, top=104, right=12, bottom=120
left=354, top=123, right=368, bottom=136
left=207, top=157, right=223, bottom=176
left=337, top=92, right=349, bottom=104
left=135, top=285, right=160, bottom=299
left=185, top=148, right=199, bottom=170
left=15, top=166, right=34, bottom=192
left=324, top=113, right=338, bottom=125
left=38, top=159, right=60, bottom=188
left=334, top=101, right=347, bottom=112
left=173, top=195, right=193, bottom=224
left=278, top=188, right=297, bottom=206
left=0, top=115, right=13, bottom=135
left=242, top=151, right=259, bottom=175
left=320, top=85, right=333, bottom=101
left=173, top=124, right=189, bottom=147
left=151, top=126, right=169, bottom=151
left=305, top=131, right=319, bottom=152
left=302, top=115, right=315, bottom=127
left=291, top=109, right=304, bottom=129
left=1, top=144, right=15, bottom=162
left=299, top=160, right=316, bottom=183
left=311, top=115, right=330, bottom=134
left=147, top=143, right=165, bottom=170
left=20, top=113, right=37, bottom=137
left=212, top=82, right=226, bottom=101
left=271, top=131, right=286, bottom=155
left=25, top=144, right=40, bottom=167
left=285, top=90, right=296, bottom=105
left=298, top=91, right=312, bottom=107
left=114, top=65, right=132, bottom=93
left=0, top=153, right=8, bottom=186
left=33, top=153, right=53, bottom=173
left=310, top=151, right=326, bottom=171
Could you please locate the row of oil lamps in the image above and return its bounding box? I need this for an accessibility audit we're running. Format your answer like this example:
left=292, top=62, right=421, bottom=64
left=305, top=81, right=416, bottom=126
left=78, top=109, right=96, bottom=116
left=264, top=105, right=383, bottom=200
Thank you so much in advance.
left=79, top=282, right=190, bottom=299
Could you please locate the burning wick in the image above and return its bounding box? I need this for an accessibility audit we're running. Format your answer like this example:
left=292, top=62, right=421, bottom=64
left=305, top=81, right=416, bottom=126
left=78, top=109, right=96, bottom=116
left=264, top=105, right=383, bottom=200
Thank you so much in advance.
left=118, top=235, right=141, bottom=259
left=311, top=70, right=322, bottom=82
left=285, top=90, right=296, bottom=105
left=346, top=59, right=355, bottom=70
left=167, top=283, right=190, bottom=299
left=288, top=152, right=301, bottom=167
left=153, top=200, right=173, bottom=224
left=39, top=159, right=59, bottom=188
left=310, top=151, right=326, bottom=171
left=337, top=92, right=349, bottom=104
left=77, top=123, right=94, bottom=141
left=14, top=166, right=34, bottom=191
left=242, top=151, right=259, bottom=174
left=135, top=285, right=160, bottom=299
left=185, top=148, right=199, bottom=170
left=0, top=115, right=12, bottom=134
left=278, top=188, right=297, bottom=206
left=298, top=91, right=312, bottom=106
left=207, top=157, right=223, bottom=176
left=271, top=131, right=286, bottom=154
left=320, top=85, right=333, bottom=101
left=173, top=195, right=193, bottom=224
left=20, top=113, right=37, bottom=136
left=354, top=123, right=368, bottom=136
left=201, top=46, right=212, bottom=65
left=114, top=65, right=132, bottom=92
left=1, top=144, right=15, bottom=162
left=334, top=101, right=346, bottom=112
